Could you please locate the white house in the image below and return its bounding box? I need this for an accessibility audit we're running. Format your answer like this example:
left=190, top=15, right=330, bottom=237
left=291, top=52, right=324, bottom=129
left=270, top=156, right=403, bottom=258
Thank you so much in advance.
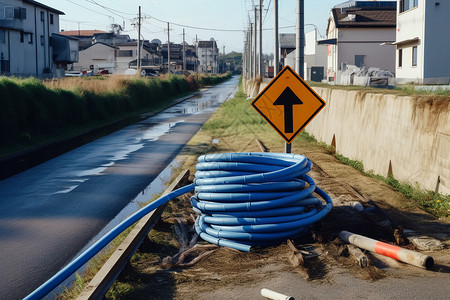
left=72, top=42, right=118, bottom=73
left=114, top=41, right=158, bottom=74
left=197, top=40, right=218, bottom=73
left=395, top=0, right=450, bottom=84
left=324, top=0, right=397, bottom=83
left=0, top=0, right=77, bottom=77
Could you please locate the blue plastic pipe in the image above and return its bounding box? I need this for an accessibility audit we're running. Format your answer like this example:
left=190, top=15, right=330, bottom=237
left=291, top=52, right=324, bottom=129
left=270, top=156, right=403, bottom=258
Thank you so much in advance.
left=25, top=152, right=332, bottom=299
left=24, top=184, right=195, bottom=300
left=192, top=153, right=333, bottom=251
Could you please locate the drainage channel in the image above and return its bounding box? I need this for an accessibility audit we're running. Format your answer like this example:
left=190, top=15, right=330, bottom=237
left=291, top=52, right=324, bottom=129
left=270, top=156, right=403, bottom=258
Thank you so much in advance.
left=51, top=158, right=180, bottom=298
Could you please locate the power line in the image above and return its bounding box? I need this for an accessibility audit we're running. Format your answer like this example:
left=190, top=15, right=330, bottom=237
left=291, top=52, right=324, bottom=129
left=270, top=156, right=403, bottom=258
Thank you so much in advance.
left=64, top=0, right=113, bottom=18
left=263, top=0, right=272, bottom=24
left=83, top=0, right=136, bottom=17
left=144, top=13, right=244, bottom=32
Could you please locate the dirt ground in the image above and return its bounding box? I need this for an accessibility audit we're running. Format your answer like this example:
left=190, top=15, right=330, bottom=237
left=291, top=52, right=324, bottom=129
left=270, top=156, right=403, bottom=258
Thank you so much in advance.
left=108, top=132, right=450, bottom=300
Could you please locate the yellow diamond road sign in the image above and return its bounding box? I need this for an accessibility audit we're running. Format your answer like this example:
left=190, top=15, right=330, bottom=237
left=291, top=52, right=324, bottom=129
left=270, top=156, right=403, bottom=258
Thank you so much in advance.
left=251, top=65, right=326, bottom=144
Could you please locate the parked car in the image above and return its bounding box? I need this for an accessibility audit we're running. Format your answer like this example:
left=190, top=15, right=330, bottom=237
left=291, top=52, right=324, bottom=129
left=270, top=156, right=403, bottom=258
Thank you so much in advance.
left=141, top=69, right=159, bottom=77
left=123, top=68, right=137, bottom=75
left=96, top=69, right=110, bottom=75
left=64, top=70, right=92, bottom=77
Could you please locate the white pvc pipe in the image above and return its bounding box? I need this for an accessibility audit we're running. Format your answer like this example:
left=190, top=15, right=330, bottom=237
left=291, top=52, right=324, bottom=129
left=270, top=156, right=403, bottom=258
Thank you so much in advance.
left=339, top=231, right=434, bottom=269
left=261, top=288, right=295, bottom=300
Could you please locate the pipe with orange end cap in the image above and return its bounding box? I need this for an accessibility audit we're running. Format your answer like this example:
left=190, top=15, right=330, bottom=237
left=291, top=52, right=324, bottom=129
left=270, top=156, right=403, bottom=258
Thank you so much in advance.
left=339, top=230, right=434, bottom=269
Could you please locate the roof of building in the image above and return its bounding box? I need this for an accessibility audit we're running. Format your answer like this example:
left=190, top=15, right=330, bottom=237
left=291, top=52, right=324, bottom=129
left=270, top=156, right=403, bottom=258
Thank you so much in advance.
left=81, top=42, right=119, bottom=51
left=198, top=40, right=217, bottom=48
left=24, top=0, right=65, bottom=15
left=332, top=7, right=396, bottom=28
left=52, top=33, right=79, bottom=41
left=333, top=0, right=396, bottom=9
left=59, top=30, right=108, bottom=37
left=279, top=34, right=296, bottom=49
left=331, top=1, right=396, bottom=28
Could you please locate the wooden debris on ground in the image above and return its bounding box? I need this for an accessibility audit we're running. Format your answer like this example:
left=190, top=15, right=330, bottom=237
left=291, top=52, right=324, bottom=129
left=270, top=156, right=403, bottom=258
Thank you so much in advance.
left=161, top=218, right=218, bottom=269
left=347, top=244, right=369, bottom=268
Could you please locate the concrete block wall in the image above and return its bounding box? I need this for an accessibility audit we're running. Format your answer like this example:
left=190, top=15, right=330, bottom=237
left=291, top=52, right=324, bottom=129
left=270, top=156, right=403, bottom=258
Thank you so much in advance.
left=306, top=87, right=449, bottom=195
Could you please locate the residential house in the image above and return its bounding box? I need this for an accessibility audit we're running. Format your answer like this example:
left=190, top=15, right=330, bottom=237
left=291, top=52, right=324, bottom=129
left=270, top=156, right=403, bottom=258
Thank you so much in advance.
left=184, top=44, right=197, bottom=72
left=197, top=40, right=218, bottom=73
left=128, top=41, right=162, bottom=72
left=279, top=33, right=296, bottom=62
left=395, top=0, right=450, bottom=84
left=281, top=30, right=328, bottom=81
left=0, top=0, right=77, bottom=77
left=305, top=29, right=328, bottom=81
left=114, top=40, right=160, bottom=74
left=71, top=42, right=117, bottom=73
left=92, top=32, right=130, bottom=46
left=323, top=0, right=397, bottom=83
left=59, top=29, right=107, bottom=49
left=161, top=42, right=181, bottom=73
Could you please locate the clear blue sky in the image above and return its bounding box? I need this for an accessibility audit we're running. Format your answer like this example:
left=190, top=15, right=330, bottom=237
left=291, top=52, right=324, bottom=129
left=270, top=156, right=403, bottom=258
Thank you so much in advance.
left=42, top=0, right=349, bottom=54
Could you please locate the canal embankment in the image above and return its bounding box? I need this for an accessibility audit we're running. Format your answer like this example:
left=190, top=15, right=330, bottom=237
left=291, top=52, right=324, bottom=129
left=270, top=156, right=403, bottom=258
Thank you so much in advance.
left=244, top=78, right=450, bottom=195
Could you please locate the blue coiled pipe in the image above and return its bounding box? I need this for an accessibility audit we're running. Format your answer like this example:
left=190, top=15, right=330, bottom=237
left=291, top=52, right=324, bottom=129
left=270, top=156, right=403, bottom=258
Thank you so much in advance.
left=26, top=152, right=332, bottom=299
left=192, top=152, right=333, bottom=252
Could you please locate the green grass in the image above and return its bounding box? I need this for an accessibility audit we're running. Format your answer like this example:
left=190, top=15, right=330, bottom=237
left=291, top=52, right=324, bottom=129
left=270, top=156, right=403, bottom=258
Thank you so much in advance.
left=333, top=149, right=448, bottom=219
left=336, top=153, right=365, bottom=173
left=0, top=73, right=232, bottom=158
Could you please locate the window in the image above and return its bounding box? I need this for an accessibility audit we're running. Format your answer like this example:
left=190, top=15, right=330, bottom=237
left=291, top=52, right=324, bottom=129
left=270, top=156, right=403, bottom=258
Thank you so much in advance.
left=117, top=50, right=133, bottom=57
left=28, top=33, right=33, bottom=44
left=400, top=0, right=418, bottom=13
left=412, top=46, right=417, bottom=66
left=355, top=55, right=365, bottom=68
left=20, top=31, right=24, bottom=43
left=40, top=35, right=44, bottom=45
left=4, top=6, right=14, bottom=20
left=49, top=14, right=53, bottom=24
left=0, top=29, right=5, bottom=43
left=14, top=7, right=26, bottom=19
left=40, top=11, right=44, bottom=21
left=398, top=49, right=402, bottom=67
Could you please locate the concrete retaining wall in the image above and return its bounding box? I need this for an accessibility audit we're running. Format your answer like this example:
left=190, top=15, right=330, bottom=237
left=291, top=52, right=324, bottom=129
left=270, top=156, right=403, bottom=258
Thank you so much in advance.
left=306, top=87, right=449, bottom=195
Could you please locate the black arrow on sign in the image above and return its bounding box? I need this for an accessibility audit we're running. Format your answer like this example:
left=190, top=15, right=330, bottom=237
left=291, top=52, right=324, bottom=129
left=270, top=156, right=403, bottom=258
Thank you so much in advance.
left=273, top=87, right=303, bottom=133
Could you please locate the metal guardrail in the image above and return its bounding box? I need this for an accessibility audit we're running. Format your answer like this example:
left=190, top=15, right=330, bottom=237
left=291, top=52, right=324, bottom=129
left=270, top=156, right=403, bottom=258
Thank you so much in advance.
left=77, top=170, right=190, bottom=300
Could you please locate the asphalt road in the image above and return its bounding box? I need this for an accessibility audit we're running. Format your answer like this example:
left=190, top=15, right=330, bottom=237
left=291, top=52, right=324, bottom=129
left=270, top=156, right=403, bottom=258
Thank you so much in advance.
left=0, top=76, right=238, bottom=300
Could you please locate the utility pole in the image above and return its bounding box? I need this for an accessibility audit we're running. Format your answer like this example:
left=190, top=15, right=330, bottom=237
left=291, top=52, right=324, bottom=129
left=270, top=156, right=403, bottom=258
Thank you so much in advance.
left=274, top=0, right=279, bottom=76
left=259, top=0, right=263, bottom=77
left=222, top=45, right=225, bottom=73
left=195, top=34, right=198, bottom=73
left=295, top=0, right=304, bottom=78
left=137, top=6, right=141, bottom=74
left=254, top=6, right=257, bottom=79
left=182, top=29, right=186, bottom=71
left=167, top=22, right=170, bottom=73
left=249, top=23, right=252, bottom=79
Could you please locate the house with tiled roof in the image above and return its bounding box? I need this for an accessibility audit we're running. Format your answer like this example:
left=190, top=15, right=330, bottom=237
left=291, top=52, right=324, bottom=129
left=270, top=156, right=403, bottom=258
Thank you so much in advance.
left=322, top=0, right=397, bottom=83
left=59, top=29, right=107, bottom=49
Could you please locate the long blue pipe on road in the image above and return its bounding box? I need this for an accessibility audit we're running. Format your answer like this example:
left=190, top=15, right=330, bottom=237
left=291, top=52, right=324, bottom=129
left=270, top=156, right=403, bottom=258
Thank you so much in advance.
left=26, top=152, right=332, bottom=299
